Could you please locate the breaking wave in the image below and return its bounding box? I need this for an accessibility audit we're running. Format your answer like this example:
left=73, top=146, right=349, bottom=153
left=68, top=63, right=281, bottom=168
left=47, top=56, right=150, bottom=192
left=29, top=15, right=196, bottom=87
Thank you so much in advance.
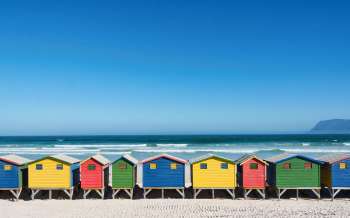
left=156, top=144, right=188, bottom=148
left=54, top=144, right=148, bottom=148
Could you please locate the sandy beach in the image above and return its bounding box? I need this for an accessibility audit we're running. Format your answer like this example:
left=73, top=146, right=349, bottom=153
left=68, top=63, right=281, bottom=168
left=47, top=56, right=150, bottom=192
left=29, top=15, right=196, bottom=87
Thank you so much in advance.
left=1, top=199, right=350, bottom=218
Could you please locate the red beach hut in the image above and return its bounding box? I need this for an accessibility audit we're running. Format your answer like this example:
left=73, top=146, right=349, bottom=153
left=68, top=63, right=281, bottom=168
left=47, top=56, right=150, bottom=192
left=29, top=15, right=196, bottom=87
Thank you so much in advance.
left=80, top=154, right=110, bottom=199
left=236, top=155, right=268, bottom=198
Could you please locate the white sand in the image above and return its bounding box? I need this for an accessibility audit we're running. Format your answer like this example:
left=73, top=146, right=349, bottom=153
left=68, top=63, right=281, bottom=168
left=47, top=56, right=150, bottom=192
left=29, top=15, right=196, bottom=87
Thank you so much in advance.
left=1, top=199, right=350, bottom=218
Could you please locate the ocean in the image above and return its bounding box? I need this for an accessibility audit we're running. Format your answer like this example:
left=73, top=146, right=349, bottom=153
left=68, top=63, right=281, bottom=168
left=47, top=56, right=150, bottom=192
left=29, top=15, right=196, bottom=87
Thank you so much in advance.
left=1, top=134, right=350, bottom=160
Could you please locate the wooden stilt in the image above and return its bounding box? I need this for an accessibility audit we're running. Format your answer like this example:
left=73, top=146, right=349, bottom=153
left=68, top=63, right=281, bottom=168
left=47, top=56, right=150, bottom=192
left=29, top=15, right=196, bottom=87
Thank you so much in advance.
left=296, top=189, right=299, bottom=200
left=70, top=189, right=74, bottom=200
left=226, top=189, right=235, bottom=199
left=83, top=190, right=89, bottom=199
left=334, top=189, right=341, bottom=199
left=9, top=189, right=22, bottom=200
left=31, top=189, right=40, bottom=200
left=311, top=189, right=320, bottom=199
left=113, top=189, right=120, bottom=199
left=130, top=189, right=134, bottom=199
left=330, top=188, right=334, bottom=201
left=161, top=189, right=164, bottom=199
left=256, top=189, right=265, bottom=199
left=211, top=189, right=214, bottom=199
left=143, top=189, right=152, bottom=198
left=95, top=189, right=104, bottom=199
left=175, top=189, right=185, bottom=199
left=63, top=189, right=74, bottom=199
left=245, top=189, right=253, bottom=199
left=279, top=189, right=287, bottom=199
left=124, top=189, right=133, bottom=199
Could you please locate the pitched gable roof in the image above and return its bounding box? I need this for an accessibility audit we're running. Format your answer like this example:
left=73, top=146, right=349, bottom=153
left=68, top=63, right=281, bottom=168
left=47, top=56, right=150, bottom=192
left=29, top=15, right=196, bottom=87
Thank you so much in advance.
left=236, top=154, right=268, bottom=166
left=317, top=154, right=350, bottom=164
left=121, top=154, right=138, bottom=165
left=0, top=154, right=32, bottom=165
left=51, top=154, right=80, bottom=164
left=29, top=154, right=80, bottom=165
left=141, top=153, right=187, bottom=164
left=110, top=154, right=138, bottom=165
left=190, top=153, right=236, bottom=164
left=266, top=153, right=323, bottom=164
left=82, top=154, right=110, bottom=165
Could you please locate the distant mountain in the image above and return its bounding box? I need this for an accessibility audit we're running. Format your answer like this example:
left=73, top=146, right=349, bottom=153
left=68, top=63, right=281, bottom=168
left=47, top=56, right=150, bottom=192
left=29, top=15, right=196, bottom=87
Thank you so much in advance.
left=311, top=119, right=350, bottom=133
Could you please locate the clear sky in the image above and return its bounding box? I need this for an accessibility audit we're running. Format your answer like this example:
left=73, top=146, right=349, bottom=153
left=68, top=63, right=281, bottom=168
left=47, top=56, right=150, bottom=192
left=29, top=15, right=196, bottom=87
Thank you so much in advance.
left=0, top=0, right=349, bottom=135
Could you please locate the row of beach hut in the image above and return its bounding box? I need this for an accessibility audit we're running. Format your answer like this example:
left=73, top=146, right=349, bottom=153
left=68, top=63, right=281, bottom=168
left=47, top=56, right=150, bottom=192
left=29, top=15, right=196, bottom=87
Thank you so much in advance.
left=0, top=152, right=349, bottom=200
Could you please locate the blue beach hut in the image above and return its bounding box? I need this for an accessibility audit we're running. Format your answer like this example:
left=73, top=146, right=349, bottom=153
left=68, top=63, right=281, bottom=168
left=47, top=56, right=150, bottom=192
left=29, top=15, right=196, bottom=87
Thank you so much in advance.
left=0, top=154, right=31, bottom=200
left=318, top=154, right=350, bottom=199
left=137, top=153, right=191, bottom=198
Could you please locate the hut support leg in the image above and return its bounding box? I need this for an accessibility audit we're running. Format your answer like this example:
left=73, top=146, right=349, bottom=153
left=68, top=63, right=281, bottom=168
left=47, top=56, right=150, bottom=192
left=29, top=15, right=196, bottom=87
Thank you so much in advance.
left=124, top=189, right=133, bottom=199
left=63, top=189, right=74, bottom=200
left=9, top=189, right=22, bottom=200
left=245, top=189, right=252, bottom=199
left=175, top=189, right=185, bottom=199
left=49, top=190, right=52, bottom=200
left=330, top=188, right=334, bottom=201
left=143, top=189, right=152, bottom=199
left=333, top=189, right=341, bottom=199
left=83, top=190, right=91, bottom=199
left=31, top=189, right=40, bottom=200
left=113, top=189, right=120, bottom=199
left=161, top=189, right=164, bottom=199
left=211, top=189, right=215, bottom=199
left=95, top=189, right=104, bottom=199
left=70, top=189, right=74, bottom=200
left=226, top=189, right=235, bottom=199
left=296, top=189, right=299, bottom=200
left=279, top=189, right=287, bottom=199
left=311, top=189, right=320, bottom=199
left=256, top=189, right=265, bottom=199
left=194, top=189, right=202, bottom=199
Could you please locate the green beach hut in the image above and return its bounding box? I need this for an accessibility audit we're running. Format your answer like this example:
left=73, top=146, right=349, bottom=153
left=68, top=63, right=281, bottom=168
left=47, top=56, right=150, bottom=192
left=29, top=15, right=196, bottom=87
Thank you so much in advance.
left=266, top=153, right=323, bottom=199
left=110, top=154, right=138, bottom=199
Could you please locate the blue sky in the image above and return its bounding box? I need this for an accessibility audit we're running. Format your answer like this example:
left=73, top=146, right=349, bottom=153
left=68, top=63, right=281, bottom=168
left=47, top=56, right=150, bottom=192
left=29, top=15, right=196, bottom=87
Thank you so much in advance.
left=0, top=0, right=349, bottom=135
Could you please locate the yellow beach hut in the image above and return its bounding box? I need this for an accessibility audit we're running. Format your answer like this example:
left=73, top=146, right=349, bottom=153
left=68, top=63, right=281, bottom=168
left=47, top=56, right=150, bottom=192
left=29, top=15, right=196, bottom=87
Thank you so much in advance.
left=190, top=153, right=237, bottom=199
left=28, top=154, right=80, bottom=199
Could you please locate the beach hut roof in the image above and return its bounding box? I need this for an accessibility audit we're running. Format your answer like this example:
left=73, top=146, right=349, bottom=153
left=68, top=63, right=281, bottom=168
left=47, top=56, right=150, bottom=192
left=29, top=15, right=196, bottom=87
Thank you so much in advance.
left=111, top=154, right=138, bottom=165
left=190, top=153, right=236, bottom=164
left=122, top=154, right=138, bottom=165
left=29, top=154, right=80, bottom=165
left=141, top=153, right=188, bottom=164
left=51, top=154, right=80, bottom=164
left=317, top=154, right=350, bottom=164
left=81, top=154, right=110, bottom=166
left=265, top=153, right=323, bottom=164
left=0, top=154, right=32, bottom=165
left=236, top=154, right=269, bottom=166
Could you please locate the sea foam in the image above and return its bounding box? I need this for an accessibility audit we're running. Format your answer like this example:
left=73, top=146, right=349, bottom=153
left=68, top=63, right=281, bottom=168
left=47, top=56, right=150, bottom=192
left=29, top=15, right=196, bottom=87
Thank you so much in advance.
left=54, top=144, right=148, bottom=148
left=156, top=144, right=188, bottom=148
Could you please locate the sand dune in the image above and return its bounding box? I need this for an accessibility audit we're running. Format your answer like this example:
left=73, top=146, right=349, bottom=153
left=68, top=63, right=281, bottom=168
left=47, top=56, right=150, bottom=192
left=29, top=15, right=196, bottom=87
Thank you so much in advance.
left=1, top=199, right=350, bottom=218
